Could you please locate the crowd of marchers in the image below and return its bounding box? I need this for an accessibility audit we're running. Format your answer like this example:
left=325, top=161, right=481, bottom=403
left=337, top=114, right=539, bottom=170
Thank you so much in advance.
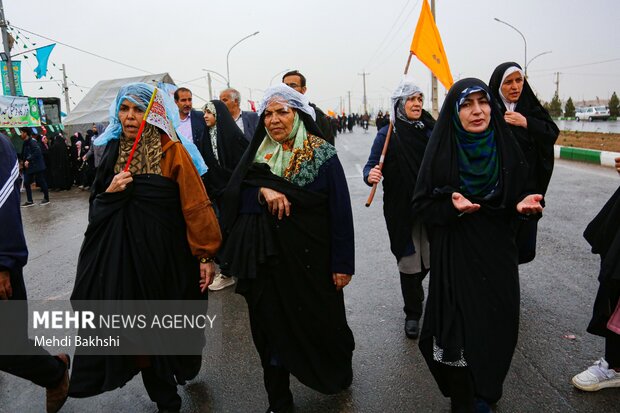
left=1, top=66, right=620, bottom=413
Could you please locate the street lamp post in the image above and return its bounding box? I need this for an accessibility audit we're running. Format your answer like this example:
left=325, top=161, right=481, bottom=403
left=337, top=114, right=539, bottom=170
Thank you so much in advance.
left=202, top=68, right=228, bottom=84
left=526, top=50, right=552, bottom=72
left=494, top=17, right=527, bottom=77
left=226, top=31, right=259, bottom=88
left=202, top=68, right=229, bottom=99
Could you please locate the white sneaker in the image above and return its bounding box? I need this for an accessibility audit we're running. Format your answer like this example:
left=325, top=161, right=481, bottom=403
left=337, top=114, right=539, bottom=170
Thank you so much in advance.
left=208, top=273, right=236, bottom=291
left=572, top=358, right=620, bottom=391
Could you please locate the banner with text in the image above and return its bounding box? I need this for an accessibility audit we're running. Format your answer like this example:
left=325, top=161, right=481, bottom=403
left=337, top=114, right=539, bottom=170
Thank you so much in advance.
left=1, top=61, right=24, bottom=96
left=0, top=96, right=41, bottom=127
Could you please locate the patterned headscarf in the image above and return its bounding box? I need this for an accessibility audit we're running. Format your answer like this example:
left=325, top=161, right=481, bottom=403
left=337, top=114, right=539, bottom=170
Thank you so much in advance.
left=96, top=82, right=207, bottom=176
left=114, top=123, right=162, bottom=175
left=453, top=86, right=499, bottom=198
left=254, top=112, right=303, bottom=178
left=253, top=110, right=335, bottom=187
left=203, top=101, right=219, bottom=164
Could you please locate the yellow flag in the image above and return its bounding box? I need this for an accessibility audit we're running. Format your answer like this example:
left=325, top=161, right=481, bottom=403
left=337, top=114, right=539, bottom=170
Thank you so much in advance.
left=410, top=0, right=454, bottom=90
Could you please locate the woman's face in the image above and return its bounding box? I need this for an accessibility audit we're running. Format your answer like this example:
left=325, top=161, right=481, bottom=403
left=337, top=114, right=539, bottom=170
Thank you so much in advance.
left=500, top=71, right=524, bottom=103
left=404, top=93, right=423, bottom=120
left=458, top=91, right=491, bottom=133
left=41, top=136, right=48, bottom=145
left=118, top=98, right=145, bottom=140
left=264, top=101, right=296, bottom=143
left=203, top=110, right=216, bottom=127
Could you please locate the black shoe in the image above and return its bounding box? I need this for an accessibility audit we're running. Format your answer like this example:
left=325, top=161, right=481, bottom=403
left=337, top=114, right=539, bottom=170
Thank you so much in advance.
left=40, top=199, right=50, bottom=206
left=265, top=401, right=294, bottom=413
left=405, top=319, right=419, bottom=339
left=21, top=201, right=35, bottom=208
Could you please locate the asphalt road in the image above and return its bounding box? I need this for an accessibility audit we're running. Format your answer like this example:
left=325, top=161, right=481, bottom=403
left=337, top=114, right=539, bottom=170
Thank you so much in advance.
left=1, top=126, right=619, bottom=412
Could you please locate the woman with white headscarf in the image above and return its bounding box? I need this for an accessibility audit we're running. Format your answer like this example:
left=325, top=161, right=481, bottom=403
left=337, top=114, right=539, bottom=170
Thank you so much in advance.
left=489, top=62, right=559, bottom=263
left=221, top=84, right=355, bottom=413
left=363, top=78, right=434, bottom=339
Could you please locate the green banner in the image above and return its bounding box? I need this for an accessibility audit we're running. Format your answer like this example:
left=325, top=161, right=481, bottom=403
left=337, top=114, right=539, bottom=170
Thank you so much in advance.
left=0, top=96, right=41, bottom=127
left=1, top=61, right=24, bottom=96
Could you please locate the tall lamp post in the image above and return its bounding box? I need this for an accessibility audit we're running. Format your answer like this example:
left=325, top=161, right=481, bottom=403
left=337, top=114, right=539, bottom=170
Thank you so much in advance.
left=526, top=50, right=552, bottom=72
left=226, top=31, right=259, bottom=88
left=494, top=17, right=527, bottom=77
left=202, top=68, right=228, bottom=84
left=202, top=68, right=229, bottom=100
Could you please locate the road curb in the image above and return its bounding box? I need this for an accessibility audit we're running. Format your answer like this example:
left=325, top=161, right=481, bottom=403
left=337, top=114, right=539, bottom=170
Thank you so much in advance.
left=554, top=145, right=619, bottom=168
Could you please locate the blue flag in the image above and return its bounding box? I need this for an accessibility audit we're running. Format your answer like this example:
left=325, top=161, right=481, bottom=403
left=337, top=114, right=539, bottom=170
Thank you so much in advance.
left=34, top=44, right=56, bottom=79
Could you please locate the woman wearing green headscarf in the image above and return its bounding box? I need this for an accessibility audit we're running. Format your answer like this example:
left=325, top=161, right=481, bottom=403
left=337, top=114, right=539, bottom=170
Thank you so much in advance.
left=412, top=78, right=543, bottom=412
left=221, top=84, right=355, bottom=413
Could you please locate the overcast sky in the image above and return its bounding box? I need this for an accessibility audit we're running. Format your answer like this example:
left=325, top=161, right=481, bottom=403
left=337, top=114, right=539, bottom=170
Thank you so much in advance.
left=6, top=0, right=620, bottom=114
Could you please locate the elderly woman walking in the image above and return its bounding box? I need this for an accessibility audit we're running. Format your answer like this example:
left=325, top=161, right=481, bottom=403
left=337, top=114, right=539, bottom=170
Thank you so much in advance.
left=363, top=78, right=434, bottom=339
left=221, top=84, right=355, bottom=413
left=489, top=62, right=559, bottom=263
left=68, top=83, right=221, bottom=412
left=412, top=78, right=543, bottom=413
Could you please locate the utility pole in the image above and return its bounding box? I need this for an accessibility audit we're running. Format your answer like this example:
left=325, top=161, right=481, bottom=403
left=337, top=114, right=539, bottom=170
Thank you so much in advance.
left=347, top=91, right=351, bottom=114
left=554, top=72, right=560, bottom=97
left=61, top=64, right=71, bottom=114
left=0, top=0, right=16, bottom=96
left=207, top=73, right=213, bottom=100
left=358, top=72, right=369, bottom=114
left=430, top=0, right=439, bottom=118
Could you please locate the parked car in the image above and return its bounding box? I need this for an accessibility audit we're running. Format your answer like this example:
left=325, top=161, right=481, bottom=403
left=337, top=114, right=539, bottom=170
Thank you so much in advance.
left=576, top=106, right=610, bottom=121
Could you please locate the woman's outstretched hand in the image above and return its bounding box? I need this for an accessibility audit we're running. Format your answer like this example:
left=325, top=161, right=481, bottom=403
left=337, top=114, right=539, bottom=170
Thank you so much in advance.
left=452, top=192, right=480, bottom=214
left=516, top=194, right=544, bottom=215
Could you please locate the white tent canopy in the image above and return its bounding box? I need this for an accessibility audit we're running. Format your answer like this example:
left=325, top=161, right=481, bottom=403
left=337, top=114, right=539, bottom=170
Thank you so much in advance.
left=64, top=72, right=175, bottom=128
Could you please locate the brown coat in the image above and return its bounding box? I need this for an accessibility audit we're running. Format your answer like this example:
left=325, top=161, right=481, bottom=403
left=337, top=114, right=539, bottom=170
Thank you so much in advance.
left=160, top=136, right=221, bottom=259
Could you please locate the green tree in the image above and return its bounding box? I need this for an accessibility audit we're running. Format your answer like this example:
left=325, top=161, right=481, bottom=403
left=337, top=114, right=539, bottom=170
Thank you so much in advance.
left=609, top=92, right=619, bottom=117
left=548, top=92, right=562, bottom=118
left=564, top=97, right=576, bottom=118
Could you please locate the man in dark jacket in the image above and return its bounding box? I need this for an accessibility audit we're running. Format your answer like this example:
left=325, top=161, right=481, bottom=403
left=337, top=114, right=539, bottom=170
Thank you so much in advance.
left=220, top=88, right=259, bottom=143
left=0, top=133, right=70, bottom=413
left=282, top=70, right=335, bottom=145
left=19, top=127, right=49, bottom=207
left=174, top=87, right=207, bottom=146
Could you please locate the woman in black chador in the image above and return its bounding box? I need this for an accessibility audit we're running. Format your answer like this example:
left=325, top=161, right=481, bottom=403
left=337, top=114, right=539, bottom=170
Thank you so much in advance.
left=363, top=78, right=434, bottom=339
left=49, top=135, right=72, bottom=191
left=489, top=62, right=559, bottom=263
left=198, top=99, right=248, bottom=291
left=198, top=100, right=248, bottom=204
left=412, top=78, right=544, bottom=412
left=68, top=83, right=221, bottom=412
left=221, top=85, right=355, bottom=413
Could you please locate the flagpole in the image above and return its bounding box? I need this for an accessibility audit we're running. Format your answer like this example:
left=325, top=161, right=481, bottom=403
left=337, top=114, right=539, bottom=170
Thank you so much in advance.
left=123, top=89, right=158, bottom=172
left=365, top=51, right=414, bottom=207
left=430, top=0, right=439, bottom=118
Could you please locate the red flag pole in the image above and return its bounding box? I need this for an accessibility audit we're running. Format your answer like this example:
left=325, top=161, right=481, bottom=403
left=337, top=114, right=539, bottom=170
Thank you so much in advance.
left=365, top=52, right=414, bottom=207
left=123, top=89, right=158, bottom=172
